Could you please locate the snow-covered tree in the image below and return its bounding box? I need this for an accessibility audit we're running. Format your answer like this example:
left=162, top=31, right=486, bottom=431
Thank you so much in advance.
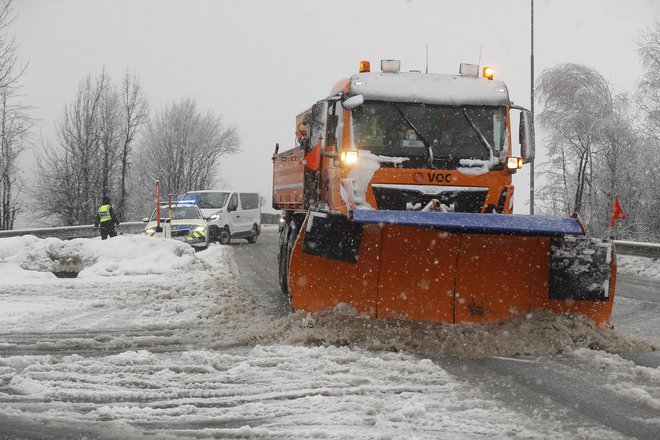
left=536, top=63, right=633, bottom=236
left=635, top=22, right=660, bottom=240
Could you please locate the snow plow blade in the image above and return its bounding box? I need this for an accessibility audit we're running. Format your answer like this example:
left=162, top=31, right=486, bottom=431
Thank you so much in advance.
left=288, top=210, right=616, bottom=326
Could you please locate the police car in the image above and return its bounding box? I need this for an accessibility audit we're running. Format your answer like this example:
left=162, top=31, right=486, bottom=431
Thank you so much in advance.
left=143, top=202, right=209, bottom=249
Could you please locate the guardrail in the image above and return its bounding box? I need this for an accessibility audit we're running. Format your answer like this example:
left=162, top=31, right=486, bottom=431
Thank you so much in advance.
left=0, top=222, right=282, bottom=241
left=1, top=225, right=659, bottom=259
left=614, top=240, right=660, bottom=259
left=0, top=222, right=146, bottom=240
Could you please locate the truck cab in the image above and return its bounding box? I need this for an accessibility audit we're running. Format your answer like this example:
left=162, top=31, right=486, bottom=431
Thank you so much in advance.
left=273, top=60, right=535, bottom=216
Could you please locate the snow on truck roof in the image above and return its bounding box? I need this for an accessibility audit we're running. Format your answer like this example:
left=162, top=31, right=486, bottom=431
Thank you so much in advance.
left=345, top=72, right=510, bottom=107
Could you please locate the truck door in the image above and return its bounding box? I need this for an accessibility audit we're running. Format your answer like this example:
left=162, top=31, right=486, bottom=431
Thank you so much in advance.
left=303, top=101, right=328, bottom=208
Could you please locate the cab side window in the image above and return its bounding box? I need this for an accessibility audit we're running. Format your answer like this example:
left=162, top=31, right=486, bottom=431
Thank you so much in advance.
left=228, top=193, right=239, bottom=211
left=240, top=193, right=259, bottom=210
left=326, top=101, right=343, bottom=151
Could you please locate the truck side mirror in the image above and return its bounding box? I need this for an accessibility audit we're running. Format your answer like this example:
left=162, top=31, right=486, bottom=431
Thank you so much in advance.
left=342, top=95, right=364, bottom=110
left=519, top=109, right=535, bottom=164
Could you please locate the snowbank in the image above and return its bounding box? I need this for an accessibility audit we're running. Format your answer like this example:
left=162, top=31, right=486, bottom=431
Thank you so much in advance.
left=618, top=255, right=660, bottom=279
left=0, top=236, right=235, bottom=339
left=0, top=235, right=208, bottom=281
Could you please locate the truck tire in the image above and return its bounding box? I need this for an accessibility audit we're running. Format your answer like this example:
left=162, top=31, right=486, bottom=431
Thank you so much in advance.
left=246, top=225, right=258, bottom=244
left=218, top=226, right=231, bottom=245
left=278, top=224, right=298, bottom=296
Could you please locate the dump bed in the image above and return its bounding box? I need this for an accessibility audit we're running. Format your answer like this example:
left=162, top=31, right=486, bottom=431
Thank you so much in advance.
left=272, top=147, right=305, bottom=211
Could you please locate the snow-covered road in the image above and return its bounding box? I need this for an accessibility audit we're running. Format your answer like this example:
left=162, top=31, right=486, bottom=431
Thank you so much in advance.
left=0, top=232, right=658, bottom=439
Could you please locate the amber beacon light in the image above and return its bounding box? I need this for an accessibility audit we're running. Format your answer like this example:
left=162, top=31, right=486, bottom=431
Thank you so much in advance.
left=482, top=66, right=494, bottom=80
left=359, top=60, right=371, bottom=73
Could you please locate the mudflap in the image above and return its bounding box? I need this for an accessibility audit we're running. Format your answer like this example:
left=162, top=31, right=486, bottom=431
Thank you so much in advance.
left=288, top=210, right=616, bottom=326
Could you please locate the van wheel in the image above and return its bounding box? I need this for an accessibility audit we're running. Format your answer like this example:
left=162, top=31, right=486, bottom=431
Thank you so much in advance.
left=218, top=227, right=231, bottom=244
left=246, top=225, right=258, bottom=244
left=208, top=226, right=220, bottom=242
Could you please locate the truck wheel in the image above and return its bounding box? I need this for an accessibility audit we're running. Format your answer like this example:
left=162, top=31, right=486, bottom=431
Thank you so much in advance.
left=278, top=225, right=298, bottom=296
left=218, top=226, right=231, bottom=245
left=278, top=227, right=289, bottom=294
left=246, top=225, right=258, bottom=244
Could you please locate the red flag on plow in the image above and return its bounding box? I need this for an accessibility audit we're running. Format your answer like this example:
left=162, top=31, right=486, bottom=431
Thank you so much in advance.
left=610, top=196, right=627, bottom=227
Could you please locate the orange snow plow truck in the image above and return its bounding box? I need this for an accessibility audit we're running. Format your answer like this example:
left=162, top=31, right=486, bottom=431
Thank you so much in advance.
left=272, top=60, right=616, bottom=326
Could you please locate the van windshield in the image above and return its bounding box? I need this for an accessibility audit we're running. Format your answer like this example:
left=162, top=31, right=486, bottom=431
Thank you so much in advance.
left=183, top=192, right=229, bottom=209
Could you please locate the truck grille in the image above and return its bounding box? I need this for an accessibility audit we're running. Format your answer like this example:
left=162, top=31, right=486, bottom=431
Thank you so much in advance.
left=371, top=184, right=488, bottom=213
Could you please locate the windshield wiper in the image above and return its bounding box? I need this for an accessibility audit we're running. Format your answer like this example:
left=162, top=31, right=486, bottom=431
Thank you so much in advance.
left=392, top=104, right=435, bottom=168
left=461, top=108, right=494, bottom=160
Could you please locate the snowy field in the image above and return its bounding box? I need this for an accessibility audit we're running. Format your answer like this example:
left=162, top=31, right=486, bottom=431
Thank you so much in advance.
left=0, top=235, right=659, bottom=439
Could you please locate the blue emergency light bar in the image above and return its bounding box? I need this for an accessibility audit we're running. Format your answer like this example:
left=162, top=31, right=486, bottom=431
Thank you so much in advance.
left=351, top=210, right=584, bottom=237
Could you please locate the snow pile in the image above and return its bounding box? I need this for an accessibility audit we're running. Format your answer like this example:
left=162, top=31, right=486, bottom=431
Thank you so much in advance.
left=0, top=235, right=207, bottom=280
left=0, top=239, right=237, bottom=346
left=618, top=255, right=660, bottom=279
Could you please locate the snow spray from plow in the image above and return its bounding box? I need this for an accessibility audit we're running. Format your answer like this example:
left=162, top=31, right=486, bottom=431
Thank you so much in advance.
left=288, top=210, right=615, bottom=326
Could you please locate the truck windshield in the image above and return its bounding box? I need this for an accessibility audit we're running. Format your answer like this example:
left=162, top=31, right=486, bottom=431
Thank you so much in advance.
left=351, top=102, right=506, bottom=167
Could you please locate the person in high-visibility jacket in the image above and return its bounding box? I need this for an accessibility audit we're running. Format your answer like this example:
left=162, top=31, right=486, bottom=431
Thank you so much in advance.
left=94, top=196, right=120, bottom=240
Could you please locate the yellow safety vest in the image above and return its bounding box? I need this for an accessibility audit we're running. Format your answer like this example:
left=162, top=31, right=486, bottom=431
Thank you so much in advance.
left=98, top=204, right=112, bottom=223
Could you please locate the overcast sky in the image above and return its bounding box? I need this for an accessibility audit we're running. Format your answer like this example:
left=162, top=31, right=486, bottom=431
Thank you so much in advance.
left=12, top=0, right=660, bottom=218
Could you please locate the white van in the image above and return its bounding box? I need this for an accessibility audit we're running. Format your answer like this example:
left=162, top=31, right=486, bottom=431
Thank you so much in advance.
left=181, top=190, right=261, bottom=244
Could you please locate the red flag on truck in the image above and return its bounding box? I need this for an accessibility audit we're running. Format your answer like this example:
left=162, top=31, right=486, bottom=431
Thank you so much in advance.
left=300, top=138, right=321, bottom=170
left=610, top=196, right=628, bottom=227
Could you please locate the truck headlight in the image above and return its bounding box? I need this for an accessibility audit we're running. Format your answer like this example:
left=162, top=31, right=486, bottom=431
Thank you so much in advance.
left=506, top=157, right=523, bottom=173
left=145, top=228, right=156, bottom=234
left=341, top=150, right=359, bottom=166
left=210, top=214, right=220, bottom=221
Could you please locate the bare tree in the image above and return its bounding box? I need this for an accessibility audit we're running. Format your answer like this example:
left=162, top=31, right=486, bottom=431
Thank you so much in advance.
left=0, top=87, right=30, bottom=229
left=137, top=98, right=239, bottom=197
left=97, top=70, right=121, bottom=197
left=116, top=72, right=148, bottom=221
left=35, top=72, right=122, bottom=225
left=0, top=0, right=28, bottom=230
left=0, top=1, right=22, bottom=91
